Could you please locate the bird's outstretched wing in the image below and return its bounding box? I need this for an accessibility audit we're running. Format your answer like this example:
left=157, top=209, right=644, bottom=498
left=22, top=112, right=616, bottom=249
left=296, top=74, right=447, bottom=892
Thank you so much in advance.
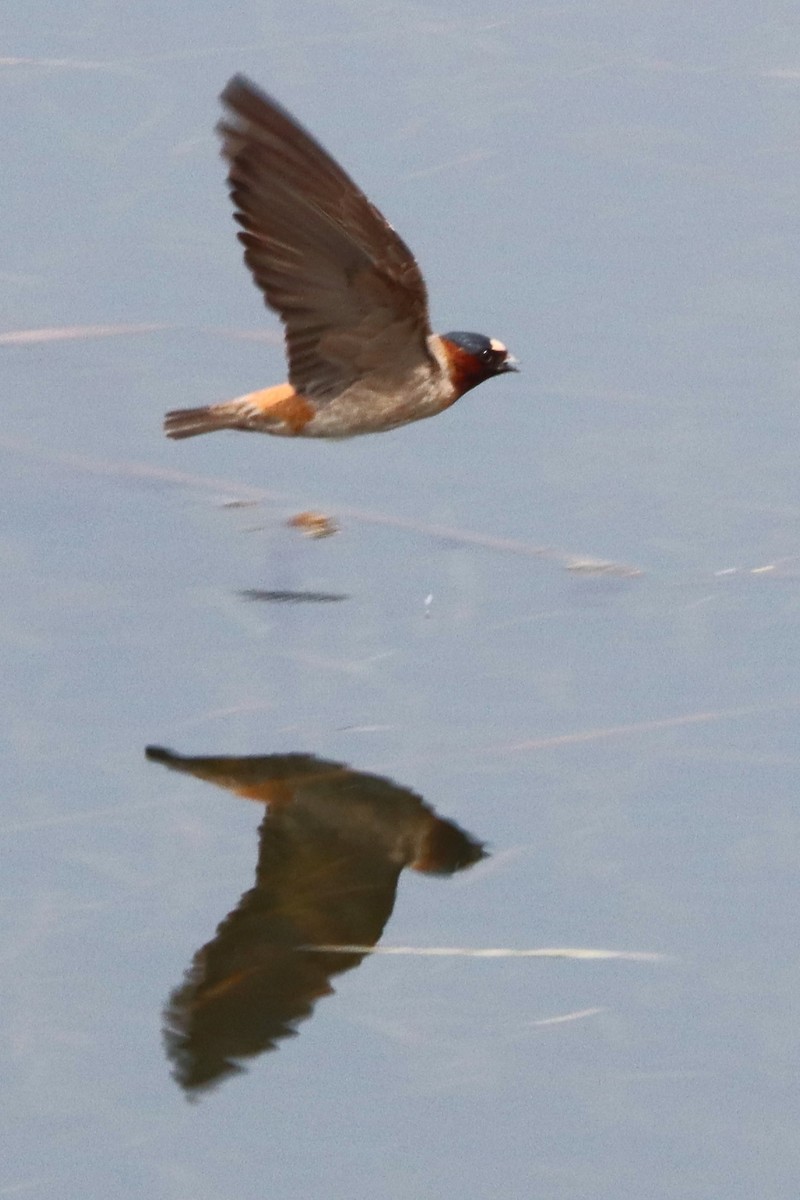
left=218, top=76, right=434, bottom=402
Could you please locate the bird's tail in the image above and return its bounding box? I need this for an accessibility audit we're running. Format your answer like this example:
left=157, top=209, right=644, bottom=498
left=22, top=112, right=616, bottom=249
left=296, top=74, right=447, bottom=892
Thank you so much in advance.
left=163, top=402, right=242, bottom=439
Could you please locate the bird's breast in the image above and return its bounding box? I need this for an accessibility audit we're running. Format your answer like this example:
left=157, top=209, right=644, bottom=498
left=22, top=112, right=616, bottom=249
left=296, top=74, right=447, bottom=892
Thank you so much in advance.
left=306, top=367, right=456, bottom=437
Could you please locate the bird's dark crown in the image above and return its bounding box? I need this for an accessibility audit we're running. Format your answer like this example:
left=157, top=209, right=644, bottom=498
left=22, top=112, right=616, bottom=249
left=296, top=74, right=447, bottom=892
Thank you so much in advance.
left=443, top=331, right=495, bottom=356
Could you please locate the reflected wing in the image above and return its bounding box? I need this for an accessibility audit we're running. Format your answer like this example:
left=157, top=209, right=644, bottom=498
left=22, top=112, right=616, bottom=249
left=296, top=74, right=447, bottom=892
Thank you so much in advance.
left=164, top=812, right=401, bottom=1093
left=219, top=76, right=434, bottom=402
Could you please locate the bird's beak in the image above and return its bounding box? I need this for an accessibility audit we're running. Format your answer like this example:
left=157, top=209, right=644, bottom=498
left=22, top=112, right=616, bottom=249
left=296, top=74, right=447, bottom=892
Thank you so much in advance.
left=502, top=355, right=520, bottom=373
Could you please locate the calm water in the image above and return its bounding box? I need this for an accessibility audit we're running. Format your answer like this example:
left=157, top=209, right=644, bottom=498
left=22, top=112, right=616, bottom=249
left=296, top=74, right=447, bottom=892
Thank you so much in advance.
left=3, top=3, right=800, bottom=1197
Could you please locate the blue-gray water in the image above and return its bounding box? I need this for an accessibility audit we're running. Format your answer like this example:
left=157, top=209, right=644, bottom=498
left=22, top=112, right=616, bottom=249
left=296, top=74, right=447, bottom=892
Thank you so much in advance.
left=3, top=4, right=799, bottom=1197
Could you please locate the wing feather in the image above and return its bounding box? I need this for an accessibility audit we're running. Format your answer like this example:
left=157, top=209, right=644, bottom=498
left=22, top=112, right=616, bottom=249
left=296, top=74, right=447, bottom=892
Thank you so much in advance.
left=218, top=76, right=433, bottom=401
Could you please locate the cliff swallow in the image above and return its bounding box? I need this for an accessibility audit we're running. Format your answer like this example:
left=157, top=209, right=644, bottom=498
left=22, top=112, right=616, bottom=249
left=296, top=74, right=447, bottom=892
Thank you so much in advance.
left=164, top=76, right=517, bottom=442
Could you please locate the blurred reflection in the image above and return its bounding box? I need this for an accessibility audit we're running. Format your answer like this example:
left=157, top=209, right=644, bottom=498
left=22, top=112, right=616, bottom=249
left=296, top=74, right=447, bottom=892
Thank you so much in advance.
left=145, top=747, right=486, bottom=1095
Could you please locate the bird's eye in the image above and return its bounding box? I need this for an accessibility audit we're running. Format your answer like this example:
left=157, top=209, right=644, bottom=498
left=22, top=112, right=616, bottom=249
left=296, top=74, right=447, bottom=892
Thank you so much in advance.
left=481, top=348, right=494, bottom=362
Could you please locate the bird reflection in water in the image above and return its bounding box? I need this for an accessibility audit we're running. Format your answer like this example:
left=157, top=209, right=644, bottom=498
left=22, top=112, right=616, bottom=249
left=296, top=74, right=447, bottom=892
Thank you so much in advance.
left=145, top=747, right=486, bottom=1095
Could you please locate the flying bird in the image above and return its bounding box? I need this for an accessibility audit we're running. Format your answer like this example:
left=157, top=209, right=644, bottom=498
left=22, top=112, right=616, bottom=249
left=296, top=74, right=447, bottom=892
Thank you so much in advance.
left=164, top=76, right=517, bottom=442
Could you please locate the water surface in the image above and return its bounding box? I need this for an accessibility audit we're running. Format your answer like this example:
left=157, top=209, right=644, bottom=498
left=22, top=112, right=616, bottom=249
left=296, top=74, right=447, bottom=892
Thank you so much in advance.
left=3, top=4, right=800, bottom=1196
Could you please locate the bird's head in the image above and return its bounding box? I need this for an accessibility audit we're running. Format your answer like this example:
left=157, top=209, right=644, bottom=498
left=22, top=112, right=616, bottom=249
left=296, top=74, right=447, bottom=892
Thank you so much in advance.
left=438, top=331, right=519, bottom=397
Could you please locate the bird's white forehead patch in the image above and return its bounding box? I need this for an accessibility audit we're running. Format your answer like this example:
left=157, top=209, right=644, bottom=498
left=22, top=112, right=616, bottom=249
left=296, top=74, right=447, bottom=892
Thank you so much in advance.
left=489, top=338, right=507, bottom=353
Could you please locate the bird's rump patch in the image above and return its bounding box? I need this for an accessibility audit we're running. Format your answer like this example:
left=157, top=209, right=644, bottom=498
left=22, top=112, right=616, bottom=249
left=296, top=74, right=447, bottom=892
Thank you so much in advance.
left=237, top=383, right=316, bottom=432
